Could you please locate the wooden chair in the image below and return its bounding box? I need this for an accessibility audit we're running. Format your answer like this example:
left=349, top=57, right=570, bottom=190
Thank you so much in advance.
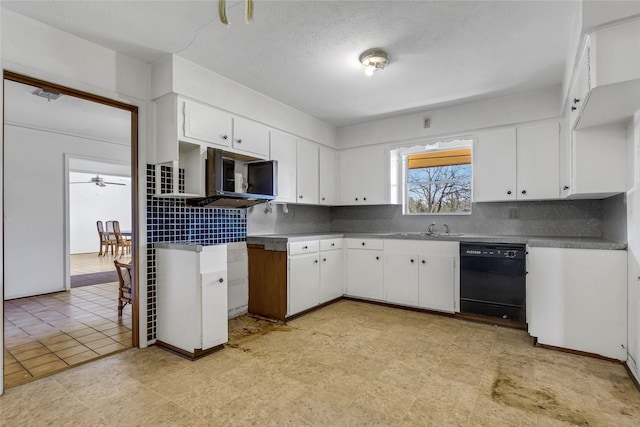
left=104, top=220, right=118, bottom=257
left=96, top=220, right=108, bottom=256
left=114, top=260, right=132, bottom=317
left=113, top=220, right=132, bottom=258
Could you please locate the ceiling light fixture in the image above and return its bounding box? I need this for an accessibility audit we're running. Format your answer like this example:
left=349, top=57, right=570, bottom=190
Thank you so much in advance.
left=32, top=88, right=62, bottom=102
left=359, top=48, right=389, bottom=76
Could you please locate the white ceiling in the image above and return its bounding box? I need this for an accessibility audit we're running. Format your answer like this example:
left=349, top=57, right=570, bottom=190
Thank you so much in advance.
left=4, top=80, right=131, bottom=145
left=2, top=0, right=579, bottom=127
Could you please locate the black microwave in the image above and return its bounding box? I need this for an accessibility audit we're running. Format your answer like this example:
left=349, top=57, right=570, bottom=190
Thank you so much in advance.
left=187, top=148, right=277, bottom=208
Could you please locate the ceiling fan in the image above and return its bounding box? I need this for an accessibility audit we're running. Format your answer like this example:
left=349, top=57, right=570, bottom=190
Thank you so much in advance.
left=70, top=175, right=126, bottom=187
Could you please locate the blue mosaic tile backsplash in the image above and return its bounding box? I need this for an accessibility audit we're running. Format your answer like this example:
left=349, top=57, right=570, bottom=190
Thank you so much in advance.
left=146, top=164, right=247, bottom=341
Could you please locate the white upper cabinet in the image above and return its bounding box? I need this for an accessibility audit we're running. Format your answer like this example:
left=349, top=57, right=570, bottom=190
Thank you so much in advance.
left=183, top=99, right=232, bottom=148
left=573, top=18, right=640, bottom=130
left=319, top=146, right=338, bottom=205
left=474, top=128, right=517, bottom=202
left=270, top=130, right=297, bottom=203
left=232, top=116, right=270, bottom=158
left=296, top=139, right=320, bottom=204
left=339, top=145, right=388, bottom=205
left=516, top=123, right=560, bottom=200
left=475, top=122, right=559, bottom=202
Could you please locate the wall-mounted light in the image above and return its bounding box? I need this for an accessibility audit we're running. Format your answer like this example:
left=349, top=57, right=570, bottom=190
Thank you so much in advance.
left=359, top=48, right=389, bottom=76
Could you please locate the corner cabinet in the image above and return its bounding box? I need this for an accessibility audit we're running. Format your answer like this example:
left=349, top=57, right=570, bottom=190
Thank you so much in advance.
left=153, top=94, right=270, bottom=197
left=527, top=247, right=627, bottom=360
left=270, top=130, right=297, bottom=203
left=474, top=121, right=560, bottom=202
left=155, top=244, right=228, bottom=359
left=339, top=145, right=389, bottom=205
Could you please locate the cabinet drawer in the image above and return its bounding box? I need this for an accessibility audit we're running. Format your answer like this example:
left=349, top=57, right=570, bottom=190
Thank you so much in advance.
left=320, top=239, right=343, bottom=251
left=346, top=238, right=384, bottom=250
left=289, top=240, right=319, bottom=256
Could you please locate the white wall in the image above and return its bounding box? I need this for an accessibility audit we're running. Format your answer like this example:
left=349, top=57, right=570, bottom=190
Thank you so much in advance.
left=152, top=55, right=337, bottom=148
left=4, top=126, right=130, bottom=299
left=627, top=111, right=640, bottom=383
left=336, top=86, right=563, bottom=149
left=69, top=172, right=131, bottom=254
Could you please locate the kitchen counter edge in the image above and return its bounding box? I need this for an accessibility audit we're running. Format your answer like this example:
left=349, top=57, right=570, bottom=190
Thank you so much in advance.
left=245, top=233, right=626, bottom=252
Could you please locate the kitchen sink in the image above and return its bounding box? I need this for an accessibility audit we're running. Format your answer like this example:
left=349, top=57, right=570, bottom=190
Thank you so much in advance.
left=394, top=232, right=465, bottom=237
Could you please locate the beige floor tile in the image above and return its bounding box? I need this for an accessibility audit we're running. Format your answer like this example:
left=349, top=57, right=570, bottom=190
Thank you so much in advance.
left=334, top=402, right=403, bottom=427
left=353, top=379, right=418, bottom=420
left=402, top=397, right=471, bottom=427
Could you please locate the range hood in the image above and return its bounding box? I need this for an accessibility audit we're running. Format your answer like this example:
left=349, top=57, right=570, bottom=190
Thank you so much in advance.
left=186, top=148, right=277, bottom=209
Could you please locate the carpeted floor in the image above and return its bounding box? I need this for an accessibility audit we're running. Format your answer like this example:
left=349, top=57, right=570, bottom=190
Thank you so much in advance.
left=70, top=271, right=118, bottom=288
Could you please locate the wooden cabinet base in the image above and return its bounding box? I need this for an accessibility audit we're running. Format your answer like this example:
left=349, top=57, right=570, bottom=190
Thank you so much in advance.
left=155, top=340, right=224, bottom=360
left=248, top=244, right=287, bottom=320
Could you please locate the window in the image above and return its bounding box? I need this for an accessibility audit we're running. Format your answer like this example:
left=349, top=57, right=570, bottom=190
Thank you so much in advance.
left=403, top=141, right=472, bottom=215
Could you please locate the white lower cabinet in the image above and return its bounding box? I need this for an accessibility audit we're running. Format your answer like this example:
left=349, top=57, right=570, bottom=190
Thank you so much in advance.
left=419, top=255, right=456, bottom=313
left=383, top=240, right=457, bottom=313
left=289, top=252, right=320, bottom=315
left=156, top=244, right=228, bottom=357
left=528, top=247, right=627, bottom=360
left=288, top=238, right=344, bottom=316
left=345, top=239, right=384, bottom=300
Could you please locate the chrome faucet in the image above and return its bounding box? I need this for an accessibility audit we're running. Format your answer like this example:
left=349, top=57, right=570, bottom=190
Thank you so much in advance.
left=443, top=224, right=449, bottom=235
left=428, top=222, right=436, bottom=234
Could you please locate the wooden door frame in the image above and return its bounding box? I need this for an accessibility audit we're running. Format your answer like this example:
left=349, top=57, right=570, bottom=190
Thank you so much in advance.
left=3, top=71, right=140, bottom=347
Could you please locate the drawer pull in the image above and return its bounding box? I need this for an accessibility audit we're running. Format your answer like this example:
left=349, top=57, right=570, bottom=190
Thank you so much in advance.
left=218, top=278, right=224, bottom=283
left=303, top=246, right=308, bottom=250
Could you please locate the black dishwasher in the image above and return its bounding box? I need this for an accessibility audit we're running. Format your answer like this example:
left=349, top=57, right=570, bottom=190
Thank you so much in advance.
left=459, top=242, right=526, bottom=322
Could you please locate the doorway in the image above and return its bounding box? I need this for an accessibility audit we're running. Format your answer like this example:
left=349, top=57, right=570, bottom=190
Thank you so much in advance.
left=2, top=72, right=139, bottom=388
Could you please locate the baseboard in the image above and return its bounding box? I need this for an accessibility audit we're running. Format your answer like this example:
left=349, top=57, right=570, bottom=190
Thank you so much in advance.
left=155, top=340, right=224, bottom=360
left=455, top=312, right=527, bottom=330
left=534, top=341, right=623, bottom=363
left=623, top=362, right=640, bottom=393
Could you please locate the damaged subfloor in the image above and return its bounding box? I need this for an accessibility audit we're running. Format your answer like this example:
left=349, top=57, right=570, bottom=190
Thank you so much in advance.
left=2, top=300, right=639, bottom=426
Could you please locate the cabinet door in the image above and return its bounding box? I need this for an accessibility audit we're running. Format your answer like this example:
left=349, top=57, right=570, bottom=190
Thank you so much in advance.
left=201, top=270, right=228, bottom=349
left=474, top=128, right=517, bottom=202
left=296, top=139, right=319, bottom=204
left=270, top=130, right=297, bottom=203
left=232, top=117, right=270, bottom=158
left=339, top=146, right=387, bottom=205
left=319, top=146, right=338, bottom=205
left=289, top=253, right=320, bottom=316
left=418, top=255, right=455, bottom=313
left=319, top=250, right=344, bottom=303
left=183, top=99, right=232, bottom=148
left=346, top=249, right=384, bottom=300
left=528, top=247, right=627, bottom=360
left=384, top=252, right=419, bottom=306
left=338, top=148, right=362, bottom=204
left=516, top=123, right=560, bottom=200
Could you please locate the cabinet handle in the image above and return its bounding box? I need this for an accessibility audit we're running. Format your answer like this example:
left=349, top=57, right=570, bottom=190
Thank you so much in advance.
left=355, top=197, right=358, bottom=201
left=410, top=259, right=414, bottom=263
left=220, top=134, right=228, bottom=140
left=521, top=190, right=527, bottom=195
left=375, top=256, right=380, bottom=260
left=361, top=242, right=366, bottom=246
left=323, top=258, right=327, bottom=262
left=571, top=106, right=577, bottom=111
left=363, top=197, right=367, bottom=201
left=573, top=98, right=580, bottom=104
left=299, top=195, right=303, bottom=199
left=218, top=278, right=224, bottom=283
left=314, top=259, right=318, bottom=264
left=563, top=185, right=570, bottom=191
left=302, top=246, right=308, bottom=250
left=322, top=197, right=325, bottom=201
left=331, top=243, right=335, bottom=247
left=235, top=138, right=242, bottom=143
left=421, top=260, right=426, bottom=264
left=507, top=190, right=512, bottom=195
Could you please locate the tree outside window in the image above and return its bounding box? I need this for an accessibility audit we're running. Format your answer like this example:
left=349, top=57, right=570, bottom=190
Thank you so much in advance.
left=404, top=144, right=472, bottom=214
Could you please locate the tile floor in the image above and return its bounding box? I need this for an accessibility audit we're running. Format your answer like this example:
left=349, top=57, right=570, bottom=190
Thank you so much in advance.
left=3, top=253, right=132, bottom=388
left=1, top=300, right=638, bottom=426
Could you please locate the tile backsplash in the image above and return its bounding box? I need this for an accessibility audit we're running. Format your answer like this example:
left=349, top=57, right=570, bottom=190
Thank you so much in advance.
left=145, top=164, right=247, bottom=341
